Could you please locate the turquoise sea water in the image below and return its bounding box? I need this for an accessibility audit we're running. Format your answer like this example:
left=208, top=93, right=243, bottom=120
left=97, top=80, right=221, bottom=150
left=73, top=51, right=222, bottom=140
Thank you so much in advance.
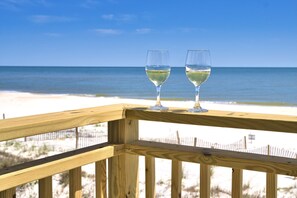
left=0, top=66, right=296, bottom=106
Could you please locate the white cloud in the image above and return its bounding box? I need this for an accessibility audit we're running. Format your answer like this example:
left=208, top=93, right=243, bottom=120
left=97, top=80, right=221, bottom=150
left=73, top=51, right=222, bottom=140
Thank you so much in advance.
left=81, top=0, right=100, bottom=8
left=43, top=32, right=62, bottom=37
left=101, top=14, right=114, bottom=20
left=136, top=28, right=151, bottom=34
left=94, top=28, right=122, bottom=35
left=0, top=0, right=48, bottom=10
left=30, top=15, right=74, bottom=23
left=101, top=14, right=136, bottom=23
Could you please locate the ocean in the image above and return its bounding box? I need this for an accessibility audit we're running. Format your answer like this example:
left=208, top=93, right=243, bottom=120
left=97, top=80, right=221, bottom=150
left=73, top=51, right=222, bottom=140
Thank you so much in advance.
left=0, top=66, right=296, bottom=106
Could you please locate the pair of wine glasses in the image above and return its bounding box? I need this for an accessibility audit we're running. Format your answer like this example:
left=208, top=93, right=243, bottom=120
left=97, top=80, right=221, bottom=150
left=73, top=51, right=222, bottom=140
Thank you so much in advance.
left=145, top=49, right=211, bottom=113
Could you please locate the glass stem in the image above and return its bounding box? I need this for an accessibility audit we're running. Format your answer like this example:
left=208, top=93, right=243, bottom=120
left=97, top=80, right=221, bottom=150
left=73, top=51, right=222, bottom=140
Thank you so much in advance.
left=156, top=85, right=162, bottom=106
left=194, top=86, right=201, bottom=108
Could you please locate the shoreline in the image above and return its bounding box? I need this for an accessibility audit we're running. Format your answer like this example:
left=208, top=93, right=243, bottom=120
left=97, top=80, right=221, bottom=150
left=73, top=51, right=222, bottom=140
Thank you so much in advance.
left=1, top=90, right=296, bottom=109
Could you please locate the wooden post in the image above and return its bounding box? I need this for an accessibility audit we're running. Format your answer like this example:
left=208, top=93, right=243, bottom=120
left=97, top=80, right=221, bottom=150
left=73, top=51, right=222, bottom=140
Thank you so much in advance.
left=244, top=136, right=247, bottom=149
left=194, top=137, right=197, bottom=147
left=176, top=131, right=180, bottom=144
left=200, top=164, right=210, bottom=198
left=266, top=144, right=277, bottom=198
left=39, top=176, right=52, bottom=198
left=96, top=160, right=107, bottom=198
left=108, top=119, right=139, bottom=198
left=69, top=167, right=82, bottom=198
left=145, top=156, right=155, bottom=198
left=75, top=127, right=79, bottom=149
left=171, top=160, right=182, bottom=198
left=2, top=113, right=5, bottom=120
left=0, top=188, right=16, bottom=198
left=232, top=168, right=242, bottom=198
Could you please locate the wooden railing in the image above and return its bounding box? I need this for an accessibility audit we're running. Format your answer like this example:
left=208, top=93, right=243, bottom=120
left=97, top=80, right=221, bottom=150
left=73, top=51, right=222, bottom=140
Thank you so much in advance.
left=0, top=104, right=296, bottom=198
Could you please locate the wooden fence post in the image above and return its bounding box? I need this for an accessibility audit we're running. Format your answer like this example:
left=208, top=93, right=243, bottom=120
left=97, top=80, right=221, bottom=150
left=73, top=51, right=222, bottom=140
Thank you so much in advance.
left=108, top=119, right=139, bottom=198
left=75, top=127, right=79, bottom=149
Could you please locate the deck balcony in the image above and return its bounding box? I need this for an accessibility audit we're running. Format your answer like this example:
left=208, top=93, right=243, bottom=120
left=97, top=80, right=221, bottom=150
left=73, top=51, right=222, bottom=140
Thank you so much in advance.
left=0, top=104, right=296, bottom=198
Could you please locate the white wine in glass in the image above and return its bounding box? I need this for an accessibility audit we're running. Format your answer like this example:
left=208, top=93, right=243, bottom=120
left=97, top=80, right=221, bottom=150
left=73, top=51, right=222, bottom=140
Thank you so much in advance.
left=185, top=50, right=211, bottom=112
left=145, top=50, right=171, bottom=111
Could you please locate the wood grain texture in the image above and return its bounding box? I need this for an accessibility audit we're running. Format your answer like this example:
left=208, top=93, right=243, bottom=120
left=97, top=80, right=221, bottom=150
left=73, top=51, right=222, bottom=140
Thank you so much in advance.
left=0, top=104, right=124, bottom=141
left=108, top=119, right=139, bottom=198
left=171, top=160, right=182, bottom=198
left=266, top=173, right=277, bottom=198
left=0, top=144, right=123, bottom=191
left=232, top=168, right=242, bottom=198
left=124, top=107, right=297, bottom=133
left=39, top=176, right=52, bottom=198
left=95, top=160, right=107, bottom=198
left=0, top=188, right=15, bottom=198
left=200, top=163, right=210, bottom=198
left=145, top=156, right=155, bottom=198
left=125, top=141, right=297, bottom=176
left=69, top=167, right=82, bottom=198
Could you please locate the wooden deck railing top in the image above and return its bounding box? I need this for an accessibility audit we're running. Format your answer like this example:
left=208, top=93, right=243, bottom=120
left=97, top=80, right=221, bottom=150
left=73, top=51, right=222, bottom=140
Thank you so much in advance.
left=1, top=104, right=296, bottom=142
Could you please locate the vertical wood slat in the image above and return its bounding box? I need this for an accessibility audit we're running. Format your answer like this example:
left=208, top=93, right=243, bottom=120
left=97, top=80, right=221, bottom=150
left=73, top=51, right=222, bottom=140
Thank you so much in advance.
left=171, top=160, right=182, bottom=198
left=266, top=173, right=277, bottom=198
left=69, top=167, right=82, bottom=198
left=96, top=160, right=107, bottom=198
left=108, top=119, right=139, bottom=198
left=232, top=168, right=242, bottom=198
left=145, top=156, right=155, bottom=198
left=200, top=163, right=210, bottom=198
left=266, top=144, right=277, bottom=198
left=39, top=176, right=52, bottom=198
left=0, top=188, right=16, bottom=198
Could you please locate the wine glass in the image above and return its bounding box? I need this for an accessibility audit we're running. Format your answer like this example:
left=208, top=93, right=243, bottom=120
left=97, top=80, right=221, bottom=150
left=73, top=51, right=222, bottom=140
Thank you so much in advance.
left=185, top=50, right=211, bottom=112
left=145, top=50, right=171, bottom=111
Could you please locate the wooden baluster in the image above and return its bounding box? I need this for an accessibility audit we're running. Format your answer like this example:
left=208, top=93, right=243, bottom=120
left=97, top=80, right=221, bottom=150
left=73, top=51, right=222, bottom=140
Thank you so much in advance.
left=232, top=168, right=242, bottom=198
left=108, top=119, right=139, bottom=198
left=96, top=160, right=107, bottom=198
left=0, top=188, right=16, bottom=198
left=200, top=163, right=210, bottom=198
left=39, top=176, right=52, bottom=198
left=171, top=160, right=182, bottom=198
left=145, top=156, right=155, bottom=198
left=69, top=167, right=82, bottom=198
left=266, top=145, right=277, bottom=197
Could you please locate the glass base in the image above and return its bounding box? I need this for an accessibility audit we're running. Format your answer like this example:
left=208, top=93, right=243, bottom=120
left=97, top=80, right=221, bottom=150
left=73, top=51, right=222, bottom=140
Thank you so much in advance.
left=188, top=107, right=208, bottom=113
left=149, top=105, right=169, bottom=111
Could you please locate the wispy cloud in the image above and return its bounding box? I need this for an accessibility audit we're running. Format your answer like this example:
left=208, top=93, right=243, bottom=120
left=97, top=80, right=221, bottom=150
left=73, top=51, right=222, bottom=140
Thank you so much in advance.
left=136, top=28, right=151, bottom=34
left=81, top=0, right=100, bottom=8
left=101, top=14, right=137, bottom=23
left=30, top=15, right=74, bottom=23
left=43, top=32, right=62, bottom=37
left=0, top=0, right=48, bottom=10
left=94, top=28, right=122, bottom=35
left=178, top=27, right=208, bottom=33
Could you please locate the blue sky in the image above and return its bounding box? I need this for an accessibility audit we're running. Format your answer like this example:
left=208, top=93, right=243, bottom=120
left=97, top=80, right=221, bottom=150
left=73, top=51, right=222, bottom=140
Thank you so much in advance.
left=0, top=0, right=296, bottom=67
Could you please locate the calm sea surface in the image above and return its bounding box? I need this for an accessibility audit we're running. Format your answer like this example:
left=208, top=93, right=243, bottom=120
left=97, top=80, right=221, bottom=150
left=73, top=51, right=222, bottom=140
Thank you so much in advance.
left=0, top=66, right=296, bottom=106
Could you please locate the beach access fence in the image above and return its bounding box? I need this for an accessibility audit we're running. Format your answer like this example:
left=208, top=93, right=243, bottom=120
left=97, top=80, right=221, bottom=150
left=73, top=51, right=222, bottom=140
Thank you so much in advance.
left=23, top=127, right=297, bottom=159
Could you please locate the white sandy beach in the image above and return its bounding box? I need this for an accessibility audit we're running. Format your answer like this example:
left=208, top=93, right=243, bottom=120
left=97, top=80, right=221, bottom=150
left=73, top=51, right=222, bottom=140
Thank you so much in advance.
left=1, top=91, right=297, bottom=197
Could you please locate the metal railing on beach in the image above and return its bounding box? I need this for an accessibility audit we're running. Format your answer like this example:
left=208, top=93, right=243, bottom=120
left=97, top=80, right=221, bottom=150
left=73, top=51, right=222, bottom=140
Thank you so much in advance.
left=0, top=104, right=296, bottom=198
